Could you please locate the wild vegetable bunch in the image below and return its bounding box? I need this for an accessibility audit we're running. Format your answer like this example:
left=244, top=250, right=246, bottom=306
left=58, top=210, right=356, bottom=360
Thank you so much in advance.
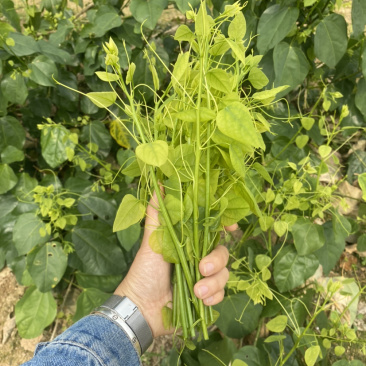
left=88, top=1, right=287, bottom=340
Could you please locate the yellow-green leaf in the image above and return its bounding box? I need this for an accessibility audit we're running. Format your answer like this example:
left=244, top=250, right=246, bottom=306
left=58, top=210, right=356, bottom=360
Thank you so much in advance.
left=295, top=134, right=309, bottom=149
left=95, top=71, right=119, bottom=82
left=109, top=120, right=130, bottom=148
left=136, top=140, right=169, bottom=167
left=266, top=315, right=288, bottom=332
left=113, top=194, right=145, bottom=232
left=305, top=345, right=321, bottom=366
left=319, top=145, right=332, bottom=158
left=86, top=92, right=116, bottom=108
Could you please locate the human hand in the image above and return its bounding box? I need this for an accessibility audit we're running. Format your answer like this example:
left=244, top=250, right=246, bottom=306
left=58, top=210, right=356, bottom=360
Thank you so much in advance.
left=114, top=191, right=237, bottom=338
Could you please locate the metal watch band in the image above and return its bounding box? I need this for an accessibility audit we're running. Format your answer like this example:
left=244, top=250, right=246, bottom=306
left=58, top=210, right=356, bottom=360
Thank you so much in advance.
left=92, top=308, right=142, bottom=356
left=93, top=295, right=153, bottom=355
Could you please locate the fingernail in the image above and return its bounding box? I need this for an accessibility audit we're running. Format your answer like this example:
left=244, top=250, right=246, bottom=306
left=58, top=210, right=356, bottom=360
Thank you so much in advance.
left=198, top=286, right=209, bottom=298
left=205, top=296, right=214, bottom=305
left=204, top=263, right=214, bottom=276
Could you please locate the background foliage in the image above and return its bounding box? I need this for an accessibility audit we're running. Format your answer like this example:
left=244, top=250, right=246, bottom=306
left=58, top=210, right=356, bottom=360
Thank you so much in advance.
left=0, top=0, right=365, bottom=365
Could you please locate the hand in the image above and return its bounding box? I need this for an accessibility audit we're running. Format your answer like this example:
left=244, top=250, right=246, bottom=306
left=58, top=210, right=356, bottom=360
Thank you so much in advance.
left=114, top=191, right=237, bottom=338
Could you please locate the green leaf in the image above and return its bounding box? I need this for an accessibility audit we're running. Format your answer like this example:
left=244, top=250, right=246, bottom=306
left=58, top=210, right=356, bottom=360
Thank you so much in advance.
left=332, top=360, right=365, bottom=366
left=86, top=92, right=116, bottom=108
left=362, top=47, right=366, bottom=78
left=0, top=163, right=18, bottom=194
left=221, top=188, right=250, bottom=226
left=228, top=11, right=246, bottom=41
left=229, top=142, right=246, bottom=177
left=319, top=145, right=332, bottom=158
left=175, top=107, right=216, bottom=123
left=273, top=42, right=309, bottom=97
left=41, top=125, right=75, bottom=168
left=73, top=288, right=110, bottom=322
left=217, top=102, right=265, bottom=150
left=0, top=116, right=26, bottom=150
left=0, top=0, right=21, bottom=31
left=214, top=292, right=262, bottom=338
left=206, top=68, right=232, bottom=93
left=257, top=5, right=299, bottom=54
left=198, top=336, right=237, bottom=366
left=28, top=55, right=58, bottom=87
left=355, top=78, right=366, bottom=118
left=130, top=0, right=168, bottom=30
left=174, top=25, right=195, bottom=43
left=315, top=217, right=349, bottom=275
left=232, top=361, right=248, bottom=366
left=252, top=85, right=288, bottom=102
left=274, top=246, right=319, bottom=292
left=264, top=335, right=287, bottom=343
left=295, top=135, right=309, bottom=149
left=15, top=286, right=56, bottom=338
left=173, top=0, right=200, bottom=13
left=266, top=315, right=288, bottom=332
left=248, top=67, right=269, bottom=90
left=13, top=213, right=50, bottom=256
left=162, top=227, right=179, bottom=264
left=232, top=346, right=267, bottom=366
left=334, top=346, right=345, bottom=357
left=27, top=242, right=68, bottom=292
left=358, top=234, right=366, bottom=252
left=95, top=71, right=119, bottom=82
left=1, top=145, right=24, bottom=164
left=1, top=72, right=28, bottom=105
left=301, top=117, right=315, bottom=131
left=304, top=0, right=317, bottom=6
left=347, top=151, right=366, bottom=183
left=6, top=32, right=39, bottom=56
left=164, top=194, right=183, bottom=225
left=195, top=1, right=211, bottom=38
left=116, top=223, right=141, bottom=251
left=252, top=162, right=273, bottom=185
left=113, top=194, right=145, bottom=232
left=72, top=221, right=126, bottom=275
left=314, top=13, right=348, bottom=68
left=37, top=39, right=73, bottom=65
left=351, top=0, right=366, bottom=37
left=292, top=217, right=325, bottom=255
left=274, top=221, right=287, bottom=237
left=14, top=173, right=37, bottom=202
left=305, top=346, right=320, bottom=366
left=81, top=120, right=112, bottom=151
left=255, top=254, right=271, bottom=270
left=75, top=272, right=123, bottom=293
left=136, top=140, right=169, bottom=167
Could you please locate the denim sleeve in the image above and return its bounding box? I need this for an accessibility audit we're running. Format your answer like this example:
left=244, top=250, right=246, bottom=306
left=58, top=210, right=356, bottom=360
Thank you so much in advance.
left=22, top=315, right=141, bottom=366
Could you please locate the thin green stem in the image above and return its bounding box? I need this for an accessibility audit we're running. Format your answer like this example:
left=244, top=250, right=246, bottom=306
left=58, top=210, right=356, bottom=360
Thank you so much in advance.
left=176, top=264, right=188, bottom=339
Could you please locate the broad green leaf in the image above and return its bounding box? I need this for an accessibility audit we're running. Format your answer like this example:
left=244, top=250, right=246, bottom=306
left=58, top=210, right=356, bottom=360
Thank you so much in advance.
left=173, top=0, right=200, bottom=13
left=221, top=189, right=250, bottom=226
left=1, top=145, right=24, bottom=164
left=362, top=47, right=366, bottom=78
left=206, top=68, right=232, bottom=93
left=210, top=35, right=230, bottom=56
left=95, top=71, right=119, bottom=82
left=130, top=0, right=168, bottom=29
left=347, top=151, right=366, bottom=183
left=195, top=1, right=211, bottom=38
left=305, top=346, right=320, bottom=366
left=109, top=120, right=130, bottom=148
left=304, top=0, right=317, bottom=6
left=252, top=85, right=288, bottom=102
left=86, top=92, right=116, bottom=108
left=27, top=242, right=68, bottom=292
left=73, top=288, right=110, bottom=322
left=259, top=215, right=274, bottom=231
left=292, top=217, right=325, bottom=255
left=359, top=173, right=366, bottom=201
left=266, top=315, right=288, bottom=332
left=217, top=102, right=265, bottom=150
left=37, top=39, right=73, bottom=65
left=198, top=336, right=237, bottom=366
left=13, top=213, right=50, bottom=256
left=273, top=42, right=309, bottom=97
left=248, top=67, right=269, bottom=89
left=319, top=145, right=332, bottom=158
left=232, top=345, right=267, bottom=366
left=274, top=221, right=287, bottom=237
left=0, top=163, right=18, bottom=194
left=14, top=173, right=37, bottom=202
left=274, top=246, right=319, bottom=292
left=41, top=125, right=75, bottom=168
left=15, top=286, right=56, bottom=338
left=149, top=229, right=163, bottom=254
left=264, top=335, right=287, bottom=343
left=136, top=140, right=169, bottom=167
left=75, top=272, right=123, bottom=293
left=237, top=183, right=262, bottom=218
left=1, top=72, right=28, bottom=105
left=332, top=359, right=365, bottom=366
left=314, top=14, right=348, bottom=68
left=172, top=52, right=190, bottom=92
left=28, top=56, right=58, bottom=87
left=6, top=32, right=39, bottom=56
left=162, top=227, right=179, bottom=264
left=295, top=135, right=309, bottom=149
left=255, top=254, right=271, bottom=270
left=351, top=0, right=366, bottom=37
left=228, top=11, right=246, bottom=41
left=301, top=117, right=315, bottom=130
left=0, top=0, right=21, bottom=31
left=232, top=360, right=248, bottom=366
left=334, top=346, right=345, bottom=356
left=164, top=194, right=183, bottom=225
left=355, top=78, right=366, bottom=118
left=226, top=39, right=246, bottom=64
left=80, top=120, right=112, bottom=151
left=257, top=5, right=299, bottom=54
left=174, top=25, right=195, bottom=42
left=175, top=107, right=216, bottom=123
left=315, top=216, right=350, bottom=275
left=252, top=162, right=273, bottom=185
left=113, top=194, right=145, bottom=232
left=72, top=221, right=126, bottom=275
left=214, top=292, right=262, bottom=338
left=116, top=223, right=141, bottom=251
left=229, top=142, right=246, bottom=177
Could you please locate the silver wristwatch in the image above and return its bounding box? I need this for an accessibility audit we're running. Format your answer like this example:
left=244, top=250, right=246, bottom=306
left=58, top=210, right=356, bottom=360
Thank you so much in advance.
left=92, top=295, right=153, bottom=356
